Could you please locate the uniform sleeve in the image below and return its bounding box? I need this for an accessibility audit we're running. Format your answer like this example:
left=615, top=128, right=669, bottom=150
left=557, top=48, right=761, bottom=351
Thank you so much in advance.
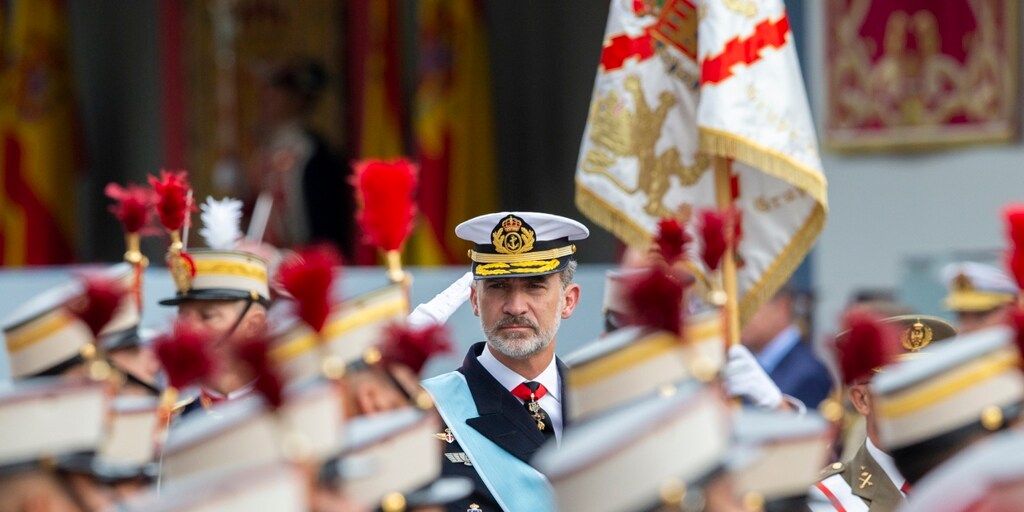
left=806, top=482, right=839, bottom=511
left=806, top=474, right=871, bottom=512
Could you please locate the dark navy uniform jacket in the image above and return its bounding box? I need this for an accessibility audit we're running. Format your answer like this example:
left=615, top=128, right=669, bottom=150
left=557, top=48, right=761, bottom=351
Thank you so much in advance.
left=769, top=339, right=833, bottom=410
left=437, top=342, right=568, bottom=512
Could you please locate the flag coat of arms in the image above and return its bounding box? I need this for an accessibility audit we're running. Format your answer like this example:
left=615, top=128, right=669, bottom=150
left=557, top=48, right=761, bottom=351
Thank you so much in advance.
left=576, top=0, right=827, bottom=323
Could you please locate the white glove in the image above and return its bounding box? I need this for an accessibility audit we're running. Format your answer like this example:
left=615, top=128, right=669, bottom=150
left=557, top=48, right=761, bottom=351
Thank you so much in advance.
left=407, top=271, right=474, bottom=328
left=723, top=344, right=783, bottom=410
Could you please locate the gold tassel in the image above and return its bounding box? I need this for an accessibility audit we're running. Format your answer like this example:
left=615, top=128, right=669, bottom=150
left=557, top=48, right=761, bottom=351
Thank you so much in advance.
left=167, top=231, right=192, bottom=293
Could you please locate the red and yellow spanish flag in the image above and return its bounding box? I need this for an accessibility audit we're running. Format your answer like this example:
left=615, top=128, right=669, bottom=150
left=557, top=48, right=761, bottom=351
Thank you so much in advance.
left=407, top=0, right=498, bottom=265
left=0, top=0, right=78, bottom=265
left=347, top=0, right=407, bottom=265
left=348, top=0, right=406, bottom=160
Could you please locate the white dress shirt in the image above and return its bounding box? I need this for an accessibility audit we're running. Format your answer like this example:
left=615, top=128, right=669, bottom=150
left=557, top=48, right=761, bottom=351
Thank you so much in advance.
left=866, top=437, right=909, bottom=496
left=477, top=344, right=563, bottom=443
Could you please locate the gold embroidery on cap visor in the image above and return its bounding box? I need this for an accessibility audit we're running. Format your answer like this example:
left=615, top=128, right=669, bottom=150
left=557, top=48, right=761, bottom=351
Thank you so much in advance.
left=475, top=259, right=562, bottom=277
left=946, top=273, right=1016, bottom=311
left=945, top=290, right=1016, bottom=312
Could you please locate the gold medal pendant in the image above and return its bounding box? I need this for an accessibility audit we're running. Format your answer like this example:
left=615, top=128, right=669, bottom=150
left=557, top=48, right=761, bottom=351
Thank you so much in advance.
left=528, top=400, right=541, bottom=414
left=527, top=397, right=546, bottom=431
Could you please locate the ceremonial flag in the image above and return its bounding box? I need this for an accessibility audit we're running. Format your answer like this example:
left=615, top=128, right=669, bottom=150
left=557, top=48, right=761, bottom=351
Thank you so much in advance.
left=575, top=0, right=827, bottom=324
left=0, top=0, right=79, bottom=265
left=348, top=0, right=406, bottom=160
left=406, top=0, right=498, bottom=265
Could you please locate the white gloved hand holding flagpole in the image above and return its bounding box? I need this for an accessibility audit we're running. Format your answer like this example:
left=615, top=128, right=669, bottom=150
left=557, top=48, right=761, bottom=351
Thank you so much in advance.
left=407, top=271, right=474, bottom=328
left=723, top=344, right=785, bottom=410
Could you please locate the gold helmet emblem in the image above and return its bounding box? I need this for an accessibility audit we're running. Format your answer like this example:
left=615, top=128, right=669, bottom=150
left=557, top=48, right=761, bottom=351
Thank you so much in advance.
left=901, top=319, right=934, bottom=352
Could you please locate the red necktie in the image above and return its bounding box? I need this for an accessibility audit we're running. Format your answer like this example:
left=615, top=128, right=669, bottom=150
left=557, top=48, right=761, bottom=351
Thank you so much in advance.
left=901, top=481, right=911, bottom=495
left=511, top=381, right=548, bottom=401
left=511, top=382, right=554, bottom=438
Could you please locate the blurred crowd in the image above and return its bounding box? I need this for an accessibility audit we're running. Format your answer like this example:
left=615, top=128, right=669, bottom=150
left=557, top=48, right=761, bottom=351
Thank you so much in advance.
left=2, top=179, right=1024, bottom=512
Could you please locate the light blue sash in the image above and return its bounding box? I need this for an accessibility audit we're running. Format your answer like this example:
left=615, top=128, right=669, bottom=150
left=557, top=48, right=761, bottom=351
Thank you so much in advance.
left=421, top=371, right=555, bottom=512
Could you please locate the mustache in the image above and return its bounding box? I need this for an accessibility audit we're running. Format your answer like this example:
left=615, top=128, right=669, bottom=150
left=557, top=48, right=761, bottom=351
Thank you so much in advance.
left=495, top=316, right=538, bottom=331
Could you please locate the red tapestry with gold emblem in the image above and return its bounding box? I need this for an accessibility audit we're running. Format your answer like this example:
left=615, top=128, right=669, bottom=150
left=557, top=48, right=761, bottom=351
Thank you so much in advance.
left=824, top=0, right=1017, bottom=151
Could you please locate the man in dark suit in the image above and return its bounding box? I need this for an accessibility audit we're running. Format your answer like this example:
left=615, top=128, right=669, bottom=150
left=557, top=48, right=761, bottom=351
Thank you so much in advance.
left=421, top=211, right=589, bottom=512
left=740, top=285, right=832, bottom=409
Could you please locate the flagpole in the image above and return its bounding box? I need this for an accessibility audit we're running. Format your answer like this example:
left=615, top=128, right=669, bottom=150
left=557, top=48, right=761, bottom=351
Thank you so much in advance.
left=713, top=156, right=740, bottom=346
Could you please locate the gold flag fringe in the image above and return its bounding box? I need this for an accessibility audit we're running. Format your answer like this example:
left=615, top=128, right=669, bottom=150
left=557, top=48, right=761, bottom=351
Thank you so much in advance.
left=738, top=204, right=826, bottom=326
left=699, top=128, right=828, bottom=211
left=700, top=127, right=829, bottom=326
left=575, top=182, right=653, bottom=249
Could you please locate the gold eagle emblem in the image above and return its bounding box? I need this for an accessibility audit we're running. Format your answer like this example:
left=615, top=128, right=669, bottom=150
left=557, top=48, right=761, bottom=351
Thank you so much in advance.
left=581, top=75, right=709, bottom=217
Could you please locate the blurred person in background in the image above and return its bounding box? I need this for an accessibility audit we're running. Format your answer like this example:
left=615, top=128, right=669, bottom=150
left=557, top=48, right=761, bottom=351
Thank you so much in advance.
left=248, top=57, right=356, bottom=259
left=942, top=261, right=1018, bottom=334
left=809, top=315, right=956, bottom=512
left=740, top=283, right=833, bottom=409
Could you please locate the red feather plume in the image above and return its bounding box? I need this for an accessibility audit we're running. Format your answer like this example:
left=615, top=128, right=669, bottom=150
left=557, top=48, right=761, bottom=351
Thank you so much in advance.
left=835, top=308, right=899, bottom=385
left=625, top=267, right=685, bottom=337
left=1008, top=307, right=1024, bottom=369
left=353, top=159, right=418, bottom=251
left=699, top=208, right=741, bottom=272
left=699, top=210, right=726, bottom=271
left=148, top=170, right=193, bottom=232
left=105, top=183, right=155, bottom=234
left=234, top=335, right=284, bottom=409
left=153, top=322, right=215, bottom=389
left=1002, top=204, right=1024, bottom=289
left=67, top=274, right=127, bottom=338
left=276, top=244, right=341, bottom=333
left=655, top=217, right=691, bottom=266
left=379, top=322, right=453, bottom=375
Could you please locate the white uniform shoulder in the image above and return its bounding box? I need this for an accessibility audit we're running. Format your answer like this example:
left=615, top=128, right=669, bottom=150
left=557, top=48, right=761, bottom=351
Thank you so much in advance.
left=807, top=473, right=869, bottom=512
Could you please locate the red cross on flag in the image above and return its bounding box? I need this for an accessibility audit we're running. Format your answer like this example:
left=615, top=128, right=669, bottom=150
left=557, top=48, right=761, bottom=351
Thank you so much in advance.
left=575, top=0, right=827, bottom=326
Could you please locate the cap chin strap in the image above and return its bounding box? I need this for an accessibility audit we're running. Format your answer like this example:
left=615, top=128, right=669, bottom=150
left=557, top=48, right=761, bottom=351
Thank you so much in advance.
left=385, top=367, right=415, bottom=402
left=224, top=297, right=257, bottom=342
left=117, top=365, right=162, bottom=396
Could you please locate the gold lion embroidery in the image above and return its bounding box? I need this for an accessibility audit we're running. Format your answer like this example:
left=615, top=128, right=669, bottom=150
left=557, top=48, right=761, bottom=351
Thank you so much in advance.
left=582, top=75, right=708, bottom=217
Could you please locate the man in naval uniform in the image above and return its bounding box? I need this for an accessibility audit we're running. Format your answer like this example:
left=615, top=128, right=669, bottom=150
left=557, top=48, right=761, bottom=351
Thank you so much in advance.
left=941, top=261, right=1018, bottom=334
left=808, top=315, right=956, bottom=512
left=421, top=212, right=587, bottom=512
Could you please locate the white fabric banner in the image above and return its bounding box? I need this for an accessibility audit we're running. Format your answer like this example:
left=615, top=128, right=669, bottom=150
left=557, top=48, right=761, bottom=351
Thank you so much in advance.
left=575, top=0, right=827, bottom=323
